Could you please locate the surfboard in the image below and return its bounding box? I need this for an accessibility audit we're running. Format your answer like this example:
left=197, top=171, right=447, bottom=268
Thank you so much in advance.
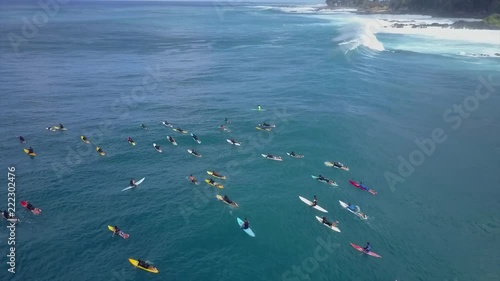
left=153, top=143, right=162, bottom=153
left=350, top=243, right=381, bottom=258
left=167, top=136, right=177, bottom=146
left=299, top=196, right=328, bottom=213
left=122, top=177, right=145, bottom=191
left=315, top=216, right=340, bottom=233
left=216, top=195, right=239, bottom=207
left=187, top=149, right=201, bottom=157
left=23, top=148, right=36, bottom=157
left=237, top=217, right=255, bottom=237
left=226, top=139, right=241, bottom=146
left=339, top=200, right=368, bottom=220
left=108, top=225, right=129, bottom=239
left=81, top=136, right=90, bottom=144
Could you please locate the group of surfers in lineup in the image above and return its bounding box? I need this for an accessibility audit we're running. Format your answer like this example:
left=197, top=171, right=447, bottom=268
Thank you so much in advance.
left=13, top=105, right=377, bottom=274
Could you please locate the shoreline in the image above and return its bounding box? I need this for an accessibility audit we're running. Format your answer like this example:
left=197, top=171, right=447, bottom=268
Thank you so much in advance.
left=316, top=6, right=500, bottom=30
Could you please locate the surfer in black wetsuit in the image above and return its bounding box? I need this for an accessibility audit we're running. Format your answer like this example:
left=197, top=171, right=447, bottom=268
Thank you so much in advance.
left=242, top=218, right=250, bottom=229
left=311, top=195, right=317, bottom=207
left=137, top=259, right=150, bottom=269
left=28, top=147, right=34, bottom=154
left=19, top=136, right=25, bottom=143
left=223, top=195, right=233, bottom=204
left=130, top=178, right=136, bottom=187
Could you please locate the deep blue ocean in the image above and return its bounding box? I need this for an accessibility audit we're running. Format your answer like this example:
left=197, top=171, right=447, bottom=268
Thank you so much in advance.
left=1, top=1, right=499, bottom=280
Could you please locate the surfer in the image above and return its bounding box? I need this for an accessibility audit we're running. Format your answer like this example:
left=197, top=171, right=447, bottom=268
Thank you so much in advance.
left=188, top=175, right=196, bottom=183
left=130, top=178, right=136, bottom=187
left=311, top=195, right=317, bottom=207
left=1, top=210, right=14, bottom=220
left=82, top=136, right=89, bottom=142
left=224, top=118, right=231, bottom=124
left=113, top=226, right=121, bottom=235
left=363, top=242, right=371, bottom=253
left=97, top=147, right=104, bottom=154
left=137, top=259, right=151, bottom=269
left=208, top=178, right=215, bottom=185
left=262, top=122, right=271, bottom=127
left=28, top=146, right=34, bottom=154
left=19, top=136, right=26, bottom=143
left=127, top=137, right=134, bottom=143
left=154, top=144, right=161, bottom=150
left=168, top=136, right=175, bottom=143
left=317, top=175, right=326, bottom=181
left=192, top=133, right=199, bottom=141
left=191, top=150, right=200, bottom=156
left=333, top=162, right=343, bottom=168
left=257, top=105, right=261, bottom=110
left=321, top=216, right=332, bottom=226
left=241, top=218, right=250, bottom=229
left=59, top=123, right=64, bottom=129
left=140, top=124, right=148, bottom=129
left=347, top=203, right=357, bottom=212
left=290, top=151, right=296, bottom=156
left=24, top=201, right=36, bottom=211
left=359, top=182, right=369, bottom=191
left=223, top=195, right=233, bottom=204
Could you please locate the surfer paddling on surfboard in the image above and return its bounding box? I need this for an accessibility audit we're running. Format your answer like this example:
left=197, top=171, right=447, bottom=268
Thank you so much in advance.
left=241, top=218, right=250, bottom=230
left=311, top=195, right=317, bottom=207
left=321, top=217, right=339, bottom=227
left=130, top=178, right=136, bottom=187
left=363, top=242, right=371, bottom=253
left=188, top=175, right=198, bottom=184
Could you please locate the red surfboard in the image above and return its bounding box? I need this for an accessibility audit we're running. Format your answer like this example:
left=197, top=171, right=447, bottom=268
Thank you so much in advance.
left=349, top=180, right=377, bottom=195
left=20, top=201, right=42, bottom=215
left=350, top=243, right=382, bottom=258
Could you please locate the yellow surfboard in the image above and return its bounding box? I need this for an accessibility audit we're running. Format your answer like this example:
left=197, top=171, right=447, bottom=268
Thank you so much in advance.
left=128, top=258, right=159, bottom=273
left=23, top=148, right=36, bottom=156
left=205, top=179, right=223, bottom=189
left=96, top=147, right=105, bottom=156
left=81, top=135, right=90, bottom=144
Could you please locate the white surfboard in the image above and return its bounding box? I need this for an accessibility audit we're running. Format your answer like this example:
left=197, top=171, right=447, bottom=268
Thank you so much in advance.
left=153, top=143, right=162, bottom=153
left=167, top=136, right=177, bottom=146
left=315, top=216, right=341, bottom=233
left=122, top=177, right=145, bottom=191
left=187, top=149, right=201, bottom=157
left=162, top=121, right=173, bottom=127
left=299, top=196, right=328, bottom=213
left=339, top=200, right=368, bottom=220
left=261, top=154, right=282, bottom=161
left=226, top=139, right=241, bottom=146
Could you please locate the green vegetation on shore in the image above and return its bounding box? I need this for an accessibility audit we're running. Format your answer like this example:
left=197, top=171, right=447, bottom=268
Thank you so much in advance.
left=484, top=13, right=500, bottom=26
left=326, top=0, right=500, bottom=17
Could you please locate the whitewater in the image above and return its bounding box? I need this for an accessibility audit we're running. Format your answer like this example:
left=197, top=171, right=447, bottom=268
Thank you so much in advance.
left=250, top=5, right=500, bottom=58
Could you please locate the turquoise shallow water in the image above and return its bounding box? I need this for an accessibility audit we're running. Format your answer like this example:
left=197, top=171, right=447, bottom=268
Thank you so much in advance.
left=1, top=2, right=500, bottom=281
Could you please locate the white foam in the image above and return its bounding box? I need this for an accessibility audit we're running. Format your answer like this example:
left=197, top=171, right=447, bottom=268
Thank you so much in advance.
left=249, top=4, right=500, bottom=57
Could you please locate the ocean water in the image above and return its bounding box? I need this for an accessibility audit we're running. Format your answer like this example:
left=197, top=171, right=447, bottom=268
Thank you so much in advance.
left=1, top=1, right=500, bottom=281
